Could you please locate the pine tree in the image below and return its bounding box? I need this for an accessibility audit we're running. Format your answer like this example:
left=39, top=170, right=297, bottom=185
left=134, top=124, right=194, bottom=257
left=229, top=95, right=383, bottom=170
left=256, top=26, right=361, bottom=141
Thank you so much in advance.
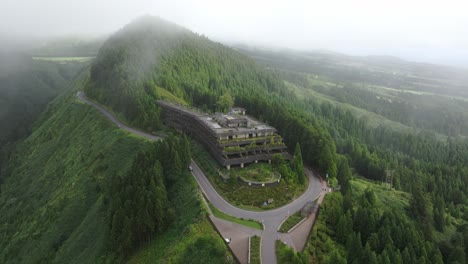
left=292, top=142, right=305, bottom=184
left=336, top=211, right=353, bottom=244
left=337, top=156, right=351, bottom=193
left=326, top=249, right=347, bottom=264
left=346, top=232, right=363, bottom=262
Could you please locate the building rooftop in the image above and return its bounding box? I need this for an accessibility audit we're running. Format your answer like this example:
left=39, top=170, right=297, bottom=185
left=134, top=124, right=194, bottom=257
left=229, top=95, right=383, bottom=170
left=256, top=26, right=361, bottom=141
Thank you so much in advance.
left=157, top=101, right=276, bottom=135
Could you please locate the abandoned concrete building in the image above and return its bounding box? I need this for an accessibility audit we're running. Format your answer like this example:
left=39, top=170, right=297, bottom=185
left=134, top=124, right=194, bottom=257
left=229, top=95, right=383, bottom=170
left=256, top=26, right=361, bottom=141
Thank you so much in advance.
left=157, top=101, right=288, bottom=169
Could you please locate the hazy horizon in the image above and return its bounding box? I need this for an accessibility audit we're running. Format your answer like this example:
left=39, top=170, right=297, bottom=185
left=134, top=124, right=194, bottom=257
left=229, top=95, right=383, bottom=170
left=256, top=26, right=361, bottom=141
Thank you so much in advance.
left=2, top=0, right=467, bottom=67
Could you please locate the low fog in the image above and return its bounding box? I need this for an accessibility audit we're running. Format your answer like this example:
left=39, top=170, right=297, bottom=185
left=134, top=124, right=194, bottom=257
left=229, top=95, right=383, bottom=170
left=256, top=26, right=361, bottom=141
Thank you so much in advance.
left=1, top=0, right=467, bottom=67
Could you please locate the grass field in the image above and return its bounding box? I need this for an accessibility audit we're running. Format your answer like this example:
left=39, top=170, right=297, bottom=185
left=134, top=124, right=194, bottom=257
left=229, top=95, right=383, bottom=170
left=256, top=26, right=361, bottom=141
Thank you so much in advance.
left=155, top=86, right=188, bottom=105
left=279, top=211, right=305, bottom=233
left=350, top=177, right=410, bottom=211
left=208, top=202, right=263, bottom=230
left=228, top=162, right=278, bottom=183
left=250, top=236, right=261, bottom=264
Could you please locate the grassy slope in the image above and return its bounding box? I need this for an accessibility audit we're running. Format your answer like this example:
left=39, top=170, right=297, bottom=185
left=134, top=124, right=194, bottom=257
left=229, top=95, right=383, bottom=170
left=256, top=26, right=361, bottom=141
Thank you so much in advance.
left=1, top=79, right=235, bottom=263
left=349, top=177, right=410, bottom=211
left=0, top=89, right=149, bottom=263
left=0, top=56, right=88, bottom=147
left=127, top=163, right=234, bottom=264
left=208, top=202, right=263, bottom=230
left=285, top=80, right=416, bottom=134
left=279, top=211, right=305, bottom=233
left=250, top=236, right=261, bottom=264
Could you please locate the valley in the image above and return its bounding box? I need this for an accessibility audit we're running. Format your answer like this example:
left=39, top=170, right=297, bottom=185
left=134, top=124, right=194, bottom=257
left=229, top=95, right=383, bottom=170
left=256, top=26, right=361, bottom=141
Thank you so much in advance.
left=0, top=15, right=466, bottom=264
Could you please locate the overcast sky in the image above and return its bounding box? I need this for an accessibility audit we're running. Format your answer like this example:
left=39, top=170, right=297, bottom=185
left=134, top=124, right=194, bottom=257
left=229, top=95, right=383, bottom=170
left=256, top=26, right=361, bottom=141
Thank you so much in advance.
left=2, top=0, right=468, bottom=66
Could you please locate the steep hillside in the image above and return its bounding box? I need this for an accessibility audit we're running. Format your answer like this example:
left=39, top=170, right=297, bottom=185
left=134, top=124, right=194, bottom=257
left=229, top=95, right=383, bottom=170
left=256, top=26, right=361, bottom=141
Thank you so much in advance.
left=0, top=78, right=149, bottom=262
left=0, top=53, right=88, bottom=148
left=86, top=16, right=337, bottom=176
left=0, top=72, right=232, bottom=263
left=241, top=46, right=468, bottom=263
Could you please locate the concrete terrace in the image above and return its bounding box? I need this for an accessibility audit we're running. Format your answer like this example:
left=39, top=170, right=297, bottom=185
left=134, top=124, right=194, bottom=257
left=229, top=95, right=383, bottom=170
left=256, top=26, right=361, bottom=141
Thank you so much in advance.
left=157, top=100, right=288, bottom=169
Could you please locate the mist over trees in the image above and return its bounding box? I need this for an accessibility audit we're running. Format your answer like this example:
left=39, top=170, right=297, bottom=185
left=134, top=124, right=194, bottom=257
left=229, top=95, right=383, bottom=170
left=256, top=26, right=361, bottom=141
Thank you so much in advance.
left=86, top=16, right=338, bottom=177
left=0, top=14, right=466, bottom=264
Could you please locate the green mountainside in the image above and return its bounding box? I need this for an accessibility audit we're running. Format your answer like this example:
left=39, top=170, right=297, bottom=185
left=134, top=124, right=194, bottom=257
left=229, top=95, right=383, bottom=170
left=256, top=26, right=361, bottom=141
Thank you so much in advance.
left=240, top=47, right=468, bottom=263
left=0, top=72, right=232, bottom=263
left=0, top=53, right=88, bottom=148
left=85, top=15, right=337, bottom=177
left=1, top=15, right=467, bottom=264
left=0, top=16, right=336, bottom=263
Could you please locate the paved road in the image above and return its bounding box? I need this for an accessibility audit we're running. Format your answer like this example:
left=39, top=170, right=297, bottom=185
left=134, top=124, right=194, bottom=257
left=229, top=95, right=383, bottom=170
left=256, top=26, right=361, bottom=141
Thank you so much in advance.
left=78, top=91, right=323, bottom=263
left=191, top=160, right=323, bottom=264
left=76, top=92, right=162, bottom=141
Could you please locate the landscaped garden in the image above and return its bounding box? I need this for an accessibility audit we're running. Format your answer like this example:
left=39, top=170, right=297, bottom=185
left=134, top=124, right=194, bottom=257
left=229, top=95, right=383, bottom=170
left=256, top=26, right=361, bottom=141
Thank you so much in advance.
left=191, top=141, right=307, bottom=210
left=225, top=163, right=279, bottom=183
left=279, top=211, right=305, bottom=233
left=250, top=236, right=261, bottom=264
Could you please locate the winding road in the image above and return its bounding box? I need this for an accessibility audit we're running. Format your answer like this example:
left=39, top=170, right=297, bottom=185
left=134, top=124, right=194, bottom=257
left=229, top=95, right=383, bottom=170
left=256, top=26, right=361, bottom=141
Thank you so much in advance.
left=191, top=161, right=323, bottom=264
left=77, top=92, right=162, bottom=141
left=77, top=91, right=325, bottom=264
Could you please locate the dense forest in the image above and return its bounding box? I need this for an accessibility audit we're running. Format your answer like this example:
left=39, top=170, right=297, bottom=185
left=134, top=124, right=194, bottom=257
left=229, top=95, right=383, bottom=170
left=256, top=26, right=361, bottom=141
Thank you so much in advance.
left=0, top=53, right=87, bottom=146
left=0, top=75, right=232, bottom=263
left=86, top=16, right=337, bottom=177
left=242, top=48, right=468, bottom=263
left=107, top=135, right=191, bottom=258
left=0, top=53, right=89, bottom=186
left=86, top=17, right=466, bottom=262
left=1, top=15, right=467, bottom=263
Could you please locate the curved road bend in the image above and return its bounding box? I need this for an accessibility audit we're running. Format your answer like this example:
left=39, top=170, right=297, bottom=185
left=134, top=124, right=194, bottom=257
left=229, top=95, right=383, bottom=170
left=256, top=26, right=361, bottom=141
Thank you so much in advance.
left=76, top=91, right=161, bottom=141
left=190, top=160, right=323, bottom=264
left=77, top=91, right=323, bottom=263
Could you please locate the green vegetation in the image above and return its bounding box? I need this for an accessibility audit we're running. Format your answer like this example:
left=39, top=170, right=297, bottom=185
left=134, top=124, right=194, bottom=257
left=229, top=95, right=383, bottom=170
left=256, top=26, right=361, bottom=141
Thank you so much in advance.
left=0, top=91, right=149, bottom=263
left=305, top=177, right=467, bottom=264
left=279, top=211, right=305, bottom=233
left=4, top=16, right=468, bottom=264
left=107, top=136, right=191, bottom=258
left=276, top=240, right=309, bottom=264
left=228, top=163, right=277, bottom=183
left=127, top=170, right=234, bottom=264
left=217, top=91, right=234, bottom=112
left=250, top=236, right=261, bottom=264
left=155, top=86, right=187, bottom=105
left=350, top=178, right=410, bottom=211
left=0, top=53, right=88, bottom=151
left=191, top=141, right=306, bottom=209
left=306, top=187, right=447, bottom=264
left=220, top=135, right=282, bottom=144
left=86, top=16, right=337, bottom=178
left=223, top=141, right=285, bottom=154
left=243, top=47, right=468, bottom=263
left=0, top=77, right=233, bottom=263
left=208, top=202, right=263, bottom=230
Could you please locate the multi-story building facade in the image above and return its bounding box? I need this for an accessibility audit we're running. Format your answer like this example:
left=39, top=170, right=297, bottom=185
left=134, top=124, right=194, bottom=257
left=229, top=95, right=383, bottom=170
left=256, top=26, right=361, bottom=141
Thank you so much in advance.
left=157, top=101, right=288, bottom=169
